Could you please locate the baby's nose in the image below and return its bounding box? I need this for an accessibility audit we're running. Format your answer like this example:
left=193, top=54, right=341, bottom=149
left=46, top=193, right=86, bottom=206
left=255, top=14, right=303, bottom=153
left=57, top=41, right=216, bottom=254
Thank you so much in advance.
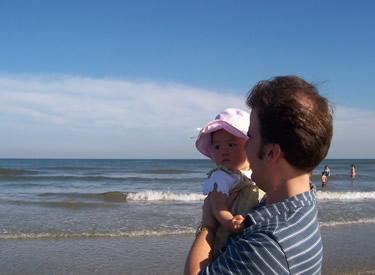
left=221, top=148, right=230, bottom=155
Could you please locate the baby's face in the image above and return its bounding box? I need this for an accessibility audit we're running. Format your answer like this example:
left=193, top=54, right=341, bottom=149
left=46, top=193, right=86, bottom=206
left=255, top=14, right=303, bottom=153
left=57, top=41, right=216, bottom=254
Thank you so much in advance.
left=212, top=129, right=250, bottom=171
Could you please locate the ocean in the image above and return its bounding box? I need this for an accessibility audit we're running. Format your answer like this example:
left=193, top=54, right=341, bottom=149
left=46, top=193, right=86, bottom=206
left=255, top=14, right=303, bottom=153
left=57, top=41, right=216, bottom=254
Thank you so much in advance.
left=1, top=158, right=375, bottom=274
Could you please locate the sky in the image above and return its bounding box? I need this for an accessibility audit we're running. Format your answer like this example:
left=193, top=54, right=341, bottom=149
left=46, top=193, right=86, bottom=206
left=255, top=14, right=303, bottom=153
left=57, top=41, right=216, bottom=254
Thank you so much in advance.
left=0, top=0, right=374, bottom=159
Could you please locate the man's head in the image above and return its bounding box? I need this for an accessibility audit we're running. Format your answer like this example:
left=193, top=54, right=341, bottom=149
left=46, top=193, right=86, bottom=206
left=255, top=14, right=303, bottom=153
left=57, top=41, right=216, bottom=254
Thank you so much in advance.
left=246, top=75, right=333, bottom=173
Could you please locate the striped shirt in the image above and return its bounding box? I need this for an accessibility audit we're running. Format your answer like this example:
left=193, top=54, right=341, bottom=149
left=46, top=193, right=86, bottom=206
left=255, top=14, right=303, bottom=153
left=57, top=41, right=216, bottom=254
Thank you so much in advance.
left=202, top=185, right=322, bottom=275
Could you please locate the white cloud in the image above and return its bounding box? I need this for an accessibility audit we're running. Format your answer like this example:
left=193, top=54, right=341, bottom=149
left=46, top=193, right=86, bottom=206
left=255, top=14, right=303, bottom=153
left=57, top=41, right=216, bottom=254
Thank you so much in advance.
left=0, top=74, right=248, bottom=158
left=328, top=106, right=375, bottom=158
left=1, top=74, right=373, bottom=159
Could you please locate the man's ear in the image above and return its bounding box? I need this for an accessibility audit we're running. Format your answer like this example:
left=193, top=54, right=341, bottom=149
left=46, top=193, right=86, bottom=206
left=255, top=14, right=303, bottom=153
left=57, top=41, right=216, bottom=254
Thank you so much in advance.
left=263, top=143, right=282, bottom=163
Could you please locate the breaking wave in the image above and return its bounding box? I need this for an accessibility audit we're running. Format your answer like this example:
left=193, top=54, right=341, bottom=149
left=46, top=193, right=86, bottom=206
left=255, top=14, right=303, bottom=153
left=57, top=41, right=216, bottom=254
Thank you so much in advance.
left=317, top=191, right=375, bottom=201
left=0, top=228, right=196, bottom=240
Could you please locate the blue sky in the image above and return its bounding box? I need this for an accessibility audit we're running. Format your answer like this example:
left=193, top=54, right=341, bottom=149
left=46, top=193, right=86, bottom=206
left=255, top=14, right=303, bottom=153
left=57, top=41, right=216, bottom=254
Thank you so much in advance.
left=0, top=0, right=374, bottom=159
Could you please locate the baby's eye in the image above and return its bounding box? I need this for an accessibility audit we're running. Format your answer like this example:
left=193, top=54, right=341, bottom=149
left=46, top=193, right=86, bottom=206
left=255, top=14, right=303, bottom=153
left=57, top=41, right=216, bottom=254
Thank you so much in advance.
left=229, top=143, right=236, bottom=148
left=214, top=145, right=221, bottom=150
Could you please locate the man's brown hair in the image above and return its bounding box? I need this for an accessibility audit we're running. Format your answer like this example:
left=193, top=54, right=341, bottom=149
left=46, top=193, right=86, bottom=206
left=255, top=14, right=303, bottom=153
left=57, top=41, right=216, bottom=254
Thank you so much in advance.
left=246, top=75, right=333, bottom=172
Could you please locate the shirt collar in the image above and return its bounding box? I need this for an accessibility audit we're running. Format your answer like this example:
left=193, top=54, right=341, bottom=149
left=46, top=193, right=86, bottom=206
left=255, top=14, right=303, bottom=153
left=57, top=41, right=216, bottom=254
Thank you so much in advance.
left=246, top=184, right=317, bottom=225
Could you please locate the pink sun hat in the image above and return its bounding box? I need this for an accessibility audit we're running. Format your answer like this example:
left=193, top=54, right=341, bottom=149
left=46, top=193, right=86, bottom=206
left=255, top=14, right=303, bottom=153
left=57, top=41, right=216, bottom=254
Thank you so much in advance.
left=195, top=108, right=250, bottom=161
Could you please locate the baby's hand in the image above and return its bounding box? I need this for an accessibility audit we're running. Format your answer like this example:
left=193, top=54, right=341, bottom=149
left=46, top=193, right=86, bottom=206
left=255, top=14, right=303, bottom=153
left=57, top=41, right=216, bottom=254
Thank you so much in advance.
left=231, top=214, right=245, bottom=233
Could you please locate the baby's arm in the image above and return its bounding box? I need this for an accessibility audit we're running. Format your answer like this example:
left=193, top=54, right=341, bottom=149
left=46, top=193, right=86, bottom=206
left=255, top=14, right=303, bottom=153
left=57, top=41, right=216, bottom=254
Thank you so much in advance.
left=208, top=185, right=245, bottom=233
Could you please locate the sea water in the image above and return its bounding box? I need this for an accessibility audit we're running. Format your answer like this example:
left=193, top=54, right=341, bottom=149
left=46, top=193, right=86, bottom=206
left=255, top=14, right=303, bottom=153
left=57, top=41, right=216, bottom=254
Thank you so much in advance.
left=0, top=158, right=374, bottom=241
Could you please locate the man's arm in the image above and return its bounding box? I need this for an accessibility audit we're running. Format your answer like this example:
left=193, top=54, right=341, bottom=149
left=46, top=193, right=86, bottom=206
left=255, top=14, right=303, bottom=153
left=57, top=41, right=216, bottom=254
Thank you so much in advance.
left=184, top=195, right=218, bottom=275
left=184, top=224, right=216, bottom=275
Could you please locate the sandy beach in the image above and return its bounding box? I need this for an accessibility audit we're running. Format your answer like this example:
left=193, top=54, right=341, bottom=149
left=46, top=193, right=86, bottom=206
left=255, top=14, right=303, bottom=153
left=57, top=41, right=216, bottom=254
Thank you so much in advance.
left=1, top=224, right=375, bottom=274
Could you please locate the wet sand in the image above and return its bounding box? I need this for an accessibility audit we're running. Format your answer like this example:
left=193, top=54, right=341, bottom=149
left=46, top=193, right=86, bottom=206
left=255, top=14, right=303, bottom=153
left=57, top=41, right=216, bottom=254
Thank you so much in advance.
left=1, top=224, right=375, bottom=274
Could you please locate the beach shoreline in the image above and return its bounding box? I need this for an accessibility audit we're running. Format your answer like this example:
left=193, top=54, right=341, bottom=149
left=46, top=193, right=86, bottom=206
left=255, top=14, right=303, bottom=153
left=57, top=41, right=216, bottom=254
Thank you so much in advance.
left=1, top=159, right=374, bottom=274
left=1, top=224, right=375, bottom=274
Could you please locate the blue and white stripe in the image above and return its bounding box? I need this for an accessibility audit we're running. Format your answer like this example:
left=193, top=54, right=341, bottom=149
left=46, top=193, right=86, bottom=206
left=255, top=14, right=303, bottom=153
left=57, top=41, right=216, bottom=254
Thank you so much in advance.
left=202, top=185, right=322, bottom=274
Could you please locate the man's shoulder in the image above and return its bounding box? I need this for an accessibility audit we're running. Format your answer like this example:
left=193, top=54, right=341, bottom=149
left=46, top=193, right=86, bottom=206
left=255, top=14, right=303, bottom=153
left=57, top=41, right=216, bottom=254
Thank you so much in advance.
left=238, top=195, right=322, bottom=274
left=205, top=210, right=322, bottom=274
left=207, top=230, right=289, bottom=274
left=245, top=190, right=319, bottom=237
left=204, top=187, right=322, bottom=274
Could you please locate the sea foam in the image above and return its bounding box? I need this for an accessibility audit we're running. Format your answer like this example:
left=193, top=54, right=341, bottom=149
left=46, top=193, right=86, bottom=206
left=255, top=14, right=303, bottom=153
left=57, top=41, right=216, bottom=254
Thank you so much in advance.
left=0, top=228, right=197, bottom=240
left=320, top=217, right=375, bottom=228
left=317, top=191, right=375, bottom=201
left=126, top=191, right=205, bottom=201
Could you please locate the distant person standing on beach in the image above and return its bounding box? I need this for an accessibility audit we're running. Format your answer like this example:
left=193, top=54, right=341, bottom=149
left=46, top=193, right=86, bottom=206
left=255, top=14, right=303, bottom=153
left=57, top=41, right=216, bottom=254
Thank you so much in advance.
left=351, top=164, right=356, bottom=178
left=324, top=165, right=330, bottom=176
left=185, top=76, right=333, bottom=274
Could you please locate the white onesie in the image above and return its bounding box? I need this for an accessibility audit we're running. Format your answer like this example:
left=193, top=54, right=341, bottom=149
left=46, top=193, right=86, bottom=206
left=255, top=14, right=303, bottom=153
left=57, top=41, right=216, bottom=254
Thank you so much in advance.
left=202, top=168, right=252, bottom=197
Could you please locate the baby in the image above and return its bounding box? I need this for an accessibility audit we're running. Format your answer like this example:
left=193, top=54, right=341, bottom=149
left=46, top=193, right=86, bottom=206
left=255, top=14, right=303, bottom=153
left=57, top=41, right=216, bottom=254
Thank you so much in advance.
left=196, top=108, right=264, bottom=258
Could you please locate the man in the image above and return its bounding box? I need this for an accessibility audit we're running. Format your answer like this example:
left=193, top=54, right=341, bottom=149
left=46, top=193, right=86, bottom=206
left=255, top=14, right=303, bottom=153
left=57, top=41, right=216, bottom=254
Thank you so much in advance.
left=185, top=76, right=333, bottom=274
